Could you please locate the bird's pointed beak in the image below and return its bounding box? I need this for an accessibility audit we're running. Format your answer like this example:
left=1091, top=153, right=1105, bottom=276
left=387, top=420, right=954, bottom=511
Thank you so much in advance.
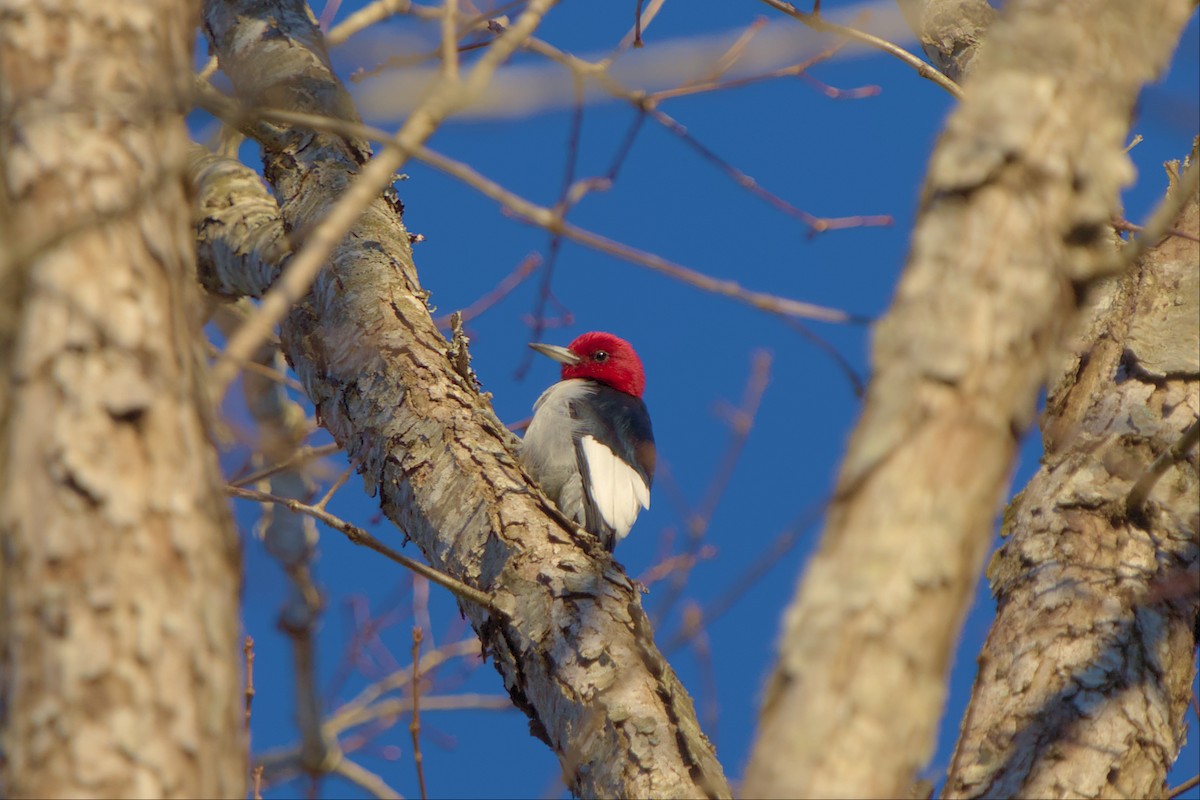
left=528, top=342, right=581, bottom=365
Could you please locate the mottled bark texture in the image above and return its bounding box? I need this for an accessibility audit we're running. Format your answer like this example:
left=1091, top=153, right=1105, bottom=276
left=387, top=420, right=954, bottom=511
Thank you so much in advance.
left=0, top=1, right=246, bottom=797
left=189, top=146, right=290, bottom=299
left=198, top=1, right=730, bottom=796
left=896, top=0, right=995, bottom=82
left=742, top=1, right=1194, bottom=797
left=943, top=150, right=1200, bottom=800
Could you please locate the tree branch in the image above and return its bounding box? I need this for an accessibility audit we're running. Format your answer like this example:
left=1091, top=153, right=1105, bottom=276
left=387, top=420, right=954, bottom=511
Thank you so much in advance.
left=758, top=0, right=964, bottom=98
left=742, top=1, right=1196, bottom=796
left=945, top=141, right=1200, bottom=800
left=200, top=1, right=730, bottom=796
left=227, top=485, right=497, bottom=611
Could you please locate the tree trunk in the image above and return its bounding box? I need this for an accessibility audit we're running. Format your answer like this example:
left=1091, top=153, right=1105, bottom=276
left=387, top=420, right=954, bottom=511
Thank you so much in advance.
left=0, top=1, right=246, bottom=796
left=742, top=1, right=1195, bottom=797
left=943, top=146, right=1199, bottom=800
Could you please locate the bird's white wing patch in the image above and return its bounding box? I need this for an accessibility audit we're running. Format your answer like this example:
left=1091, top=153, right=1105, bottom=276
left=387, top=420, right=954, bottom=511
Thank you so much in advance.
left=580, top=435, right=650, bottom=541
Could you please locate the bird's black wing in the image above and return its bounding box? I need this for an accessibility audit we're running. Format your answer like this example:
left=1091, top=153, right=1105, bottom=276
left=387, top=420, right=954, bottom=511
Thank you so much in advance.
left=569, top=385, right=655, bottom=551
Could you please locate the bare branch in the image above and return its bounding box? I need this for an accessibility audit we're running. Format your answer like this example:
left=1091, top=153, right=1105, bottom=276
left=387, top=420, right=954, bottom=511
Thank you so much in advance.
left=945, top=141, right=1199, bottom=799
left=439, top=0, right=459, bottom=81
left=758, top=0, right=963, bottom=98
left=244, top=636, right=257, bottom=731
left=409, top=628, right=428, bottom=800
left=332, top=758, right=404, bottom=800
left=227, top=485, right=497, bottom=611
left=230, top=443, right=342, bottom=488
left=1169, top=774, right=1200, bottom=799
left=194, top=98, right=859, bottom=322
left=1128, top=418, right=1200, bottom=518
left=206, top=0, right=561, bottom=398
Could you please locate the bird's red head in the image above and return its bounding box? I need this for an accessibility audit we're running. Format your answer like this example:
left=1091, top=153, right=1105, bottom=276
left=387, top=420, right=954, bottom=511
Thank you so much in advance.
left=532, top=332, right=646, bottom=398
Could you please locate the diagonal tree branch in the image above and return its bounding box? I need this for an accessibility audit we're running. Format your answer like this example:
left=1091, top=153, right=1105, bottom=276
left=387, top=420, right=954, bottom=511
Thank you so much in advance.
left=199, top=1, right=730, bottom=796
left=742, top=1, right=1196, bottom=796
left=944, top=143, right=1199, bottom=800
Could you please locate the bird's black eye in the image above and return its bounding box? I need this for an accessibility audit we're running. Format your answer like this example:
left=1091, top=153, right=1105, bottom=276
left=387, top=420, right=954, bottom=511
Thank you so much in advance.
left=593, top=351, right=609, bottom=363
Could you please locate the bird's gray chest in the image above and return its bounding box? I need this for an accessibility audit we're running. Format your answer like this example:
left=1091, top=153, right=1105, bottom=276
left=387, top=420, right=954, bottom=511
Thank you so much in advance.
left=519, top=379, right=593, bottom=521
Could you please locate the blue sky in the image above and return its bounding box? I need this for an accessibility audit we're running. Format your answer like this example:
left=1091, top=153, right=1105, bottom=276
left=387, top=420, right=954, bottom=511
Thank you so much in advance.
left=210, top=2, right=1200, bottom=797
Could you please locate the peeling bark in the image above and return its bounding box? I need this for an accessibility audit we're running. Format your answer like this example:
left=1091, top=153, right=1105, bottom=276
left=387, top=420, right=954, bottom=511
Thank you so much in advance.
left=0, top=1, right=245, bottom=796
left=198, top=1, right=730, bottom=796
left=944, top=148, right=1200, bottom=800
left=742, top=1, right=1195, bottom=797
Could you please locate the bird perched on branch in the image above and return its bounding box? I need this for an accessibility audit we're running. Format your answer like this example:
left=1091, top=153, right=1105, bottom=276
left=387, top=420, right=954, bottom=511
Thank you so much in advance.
left=521, top=332, right=655, bottom=552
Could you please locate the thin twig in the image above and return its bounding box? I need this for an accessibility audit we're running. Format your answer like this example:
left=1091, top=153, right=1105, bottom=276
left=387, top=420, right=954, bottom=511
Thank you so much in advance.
left=642, top=102, right=891, bottom=232
left=252, top=764, right=265, bottom=800
left=1105, top=154, right=1200, bottom=277
left=1111, top=217, right=1200, bottom=244
left=1168, top=774, right=1200, bottom=799
left=333, top=757, right=404, bottom=800
left=205, top=340, right=307, bottom=392
left=229, top=443, right=343, bottom=489
left=650, top=36, right=851, bottom=102
left=331, top=592, right=407, bottom=695
left=1127, top=419, right=1200, bottom=518
left=209, top=0, right=559, bottom=398
left=200, top=92, right=866, bottom=324
left=413, top=143, right=858, bottom=321
left=798, top=70, right=881, bottom=100
left=757, top=0, right=963, bottom=99
left=685, top=601, right=721, bottom=741
left=563, top=111, right=645, bottom=207
left=508, top=30, right=889, bottom=235
left=244, top=636, right=256, bottom=730
left=229, top=443, right=340, bottom=488
left=705, top=16, right=768, bottom=83
left=665, top=496, right=828, bottom=654
left=514, top=75, right=586, bottom=380
left=315, top=468, right=353, bottom=510
left=654, top=352, right=773, bottom=624
left=781, top=316, right=866, bottom=396
left=410, top=628, right=428, bottom=800
left=638, top=545, right=718, bottom=588
left=326, top=638, right=483, bottom=734
left=228, top=485, right=497, bottom=610
left=431, top=252, right=541, bottom=328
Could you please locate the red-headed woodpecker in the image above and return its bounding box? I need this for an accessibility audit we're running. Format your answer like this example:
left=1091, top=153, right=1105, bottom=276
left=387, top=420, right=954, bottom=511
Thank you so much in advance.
left=521, top=332, right=655, bottom=552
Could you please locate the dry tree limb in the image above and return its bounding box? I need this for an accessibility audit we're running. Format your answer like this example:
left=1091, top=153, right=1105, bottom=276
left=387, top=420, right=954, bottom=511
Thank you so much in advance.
left=759, top=0, right=964, bottom=98
left=198, top=0, right=730, bottom=796
left=742, top=1, right=1195, bottom=797
left=945, top=143, right=1200, bottom=800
